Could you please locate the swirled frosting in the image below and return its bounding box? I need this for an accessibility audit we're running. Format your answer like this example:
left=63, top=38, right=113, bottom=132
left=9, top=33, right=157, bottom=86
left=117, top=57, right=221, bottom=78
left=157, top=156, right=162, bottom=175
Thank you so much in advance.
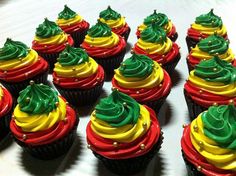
left=58, top=5, right=77, bottom=20
left=87, top=20, right=112, bottom=38
left=0, top=86, right=13, bottom=118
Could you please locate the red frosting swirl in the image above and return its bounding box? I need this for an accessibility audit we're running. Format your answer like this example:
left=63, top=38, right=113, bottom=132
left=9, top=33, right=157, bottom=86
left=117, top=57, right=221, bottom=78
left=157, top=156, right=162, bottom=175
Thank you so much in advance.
left=52, top=65, right=105, bottom=89
left=59, top=20, right=89, bottom=34
left=0, top=87, right=13, bottom=117
left=112, top=23, right=130, bottom=37
left=86, top=105, right=161, bottom=159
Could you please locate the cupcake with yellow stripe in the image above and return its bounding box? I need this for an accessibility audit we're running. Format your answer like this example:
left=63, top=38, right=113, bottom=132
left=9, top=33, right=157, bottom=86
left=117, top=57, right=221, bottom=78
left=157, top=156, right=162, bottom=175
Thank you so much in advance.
left=52, top=45, right=105, bottom=106
left=187, top=34, right=235, bottom=72
left=186, top=9, right=228, bottom=52
left=99, top=6, right=130, bottom=41
left=32, top=18, right=74, bottom=73
left=112, top=53, right=171, bottom=113
left=184, top=56, right=236, bottom=120
left=0, top=39, right=49, bottom=97
left=133, top=23, right=180, bottom=74
left=56, top=5, right=90, bottom=47
left=10, top=81, right=78, bottom=159
left=181, top=104, right=236, bottom=176
left=86, top=90, right=163, bottom=174
left=136, top=10, right=178, bottom=42
left=81, top=20, right=126, bottom=74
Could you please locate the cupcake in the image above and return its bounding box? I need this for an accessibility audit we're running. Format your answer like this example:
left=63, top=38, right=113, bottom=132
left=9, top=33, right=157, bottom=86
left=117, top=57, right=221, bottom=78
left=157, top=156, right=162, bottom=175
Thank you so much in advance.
left=187, top=34, right=235, bottom=72
left=56, top=5, right=90, bottom=47
left=99, top=6, right=131, bottom=41
left=10, top=82, right=78, bottom=159
left=86, top=90, right=163, bottom=175
left=184, top=56, right=236, bottom=120
left=186, top=9, right=228, bottom=52
left=133, top=23, right=180, bottom=74
left=181, top=104, right=236, bottom=176
left=32, top=18, right=74, bottom=73
left=0, top=39, right=49, bottom=97
left=136, top=10, right=178, bottom=42
left=0, top=85, right=13, bottom=140
left=112, top=53, right=171, bottom=113
left=52, top=45, right=105, bottom=106
left=81, top=20, right=126, bottom=74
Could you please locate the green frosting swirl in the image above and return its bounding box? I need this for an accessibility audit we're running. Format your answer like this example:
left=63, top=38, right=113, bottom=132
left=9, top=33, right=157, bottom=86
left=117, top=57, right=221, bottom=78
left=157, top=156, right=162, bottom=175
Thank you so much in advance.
left=197, top=34, right=229, bottom=55
left=0, top=38, right=29, bottom=61
left=95, top=90, right=140, bottom=127
left=144, top=10, right=169, bottom=27
left=58, top=45, right=89, bottom=66
left=201, top=104, right=236, bottom=150
left=195, top=9, right=223, bottom=28
left=140, top=23, right=167, bottom=43
left=36, top=18, right=63, bottom=38
left=18, top=82, right=59, bottom=114
left=99, top=6, right=121, bottom=20
left=58, top=5, right=77, bottom=20
left=194, top=56, right=236, bottom=84
left=119, top=53, right=153, bottom=78
left=87, top=20, right=112, bottom=37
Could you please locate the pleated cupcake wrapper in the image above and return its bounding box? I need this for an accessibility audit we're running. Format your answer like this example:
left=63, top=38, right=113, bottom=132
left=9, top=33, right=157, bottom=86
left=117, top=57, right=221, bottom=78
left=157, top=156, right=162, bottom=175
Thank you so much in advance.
left=0, top=70, right=49, bottom=98
left=169, top=32, right=178, bottom=42
left=12, top=117, right=79, bottom=160
left=186, top=59, right=194, bottom=73
left=186, top=36, right=199, bottom=53
left=163, top=52, right=181, bottom=75
left=0, top=107, right=14, bottom=141
left=122, top=27, right=131, bottom=42
left=93, top=48, right=126, bottom=74
left=54, top=81, right=104, bottom=106
left=70, top=29, right=88, bottom=48
left=93, top=132, right=163, bottom=175
left=184, top=90, right=207, bottom=121
left=38, top=52, right=60, bottom=73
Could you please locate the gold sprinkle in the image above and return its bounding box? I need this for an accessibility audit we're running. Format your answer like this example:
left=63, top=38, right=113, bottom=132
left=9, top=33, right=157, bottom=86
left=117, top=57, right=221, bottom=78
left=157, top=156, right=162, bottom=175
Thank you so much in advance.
left=199, top=141, right=204, bottom=147
left=55, top=102, right=59, bottom=106
left=143, top=123, right=147, bottom=128
left=229, top=99, right=234, bottom=104
left=140, top=144, right=145, bottom=150
left=87, top=144, right=91, bottom=149
left=213, top=68, right=217, bottom=71
left=193, top=125, right=198, bottom=132
left=25, top=73, right=29, bottom=77
left=130, top=50, right=134, bottom=54
left=44, top=45, right=47, bottom=48
left=23, top=134, right=27, bottom=140
left=66, top=101, right=69, bottom=105
left=96, top=77, right=100, bottom=81
left=213, top=102, right=218, bottom=106
left=197, top=166, right=202, bottom=171
left=123, top=102, right=127, bottom=107
left=64, top=117, right=68, bottom=123
left=136, top=91, right=140, bottom=94
left=29, top=80, right=34, bottom=85
left=199, top=90, right=203, bottom=94
left=26, top=97, right=30, bottom=102
left=113, top=142, right=118, bottom=147
left=159, top=84, right=162, bottom=87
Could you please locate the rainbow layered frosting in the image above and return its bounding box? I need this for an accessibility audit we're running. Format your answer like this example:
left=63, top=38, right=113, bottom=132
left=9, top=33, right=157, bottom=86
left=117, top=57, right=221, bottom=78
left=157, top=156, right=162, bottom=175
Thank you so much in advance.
left=184, top=56, right=236, bottom=108
left=112, top=53, right=171, bottom=102
left=32, top=18, right=73, bottom=54
left=136, top=10, right=177, bottom=40
left=181, top=104, right=236, bottom=175
left=86, top=90, right=161, bottom=159
left=133, top=23, right=179, bottom=65
left=187, top=9, right=227, bottom=41
left=99, top=6, right=130, bottom=38
left=0, top=39, right=48, bottom=82
left=0, top=85, right=13, bottom=118
left=10, top=82, right=77, bottom=145
left=53, top=45, right=104, bottom=89
left=81, top=20, right=126, bottom=58
left=188, top=34, right=235, bottom=68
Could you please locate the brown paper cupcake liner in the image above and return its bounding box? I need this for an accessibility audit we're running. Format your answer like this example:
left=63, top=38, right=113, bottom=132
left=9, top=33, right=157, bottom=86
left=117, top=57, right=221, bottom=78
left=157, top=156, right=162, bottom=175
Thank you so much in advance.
left=163, top=52, right=181, bottom=75
left=186, top=36, right=199, bottom=53
left=70, top=29, right=88, bottom=48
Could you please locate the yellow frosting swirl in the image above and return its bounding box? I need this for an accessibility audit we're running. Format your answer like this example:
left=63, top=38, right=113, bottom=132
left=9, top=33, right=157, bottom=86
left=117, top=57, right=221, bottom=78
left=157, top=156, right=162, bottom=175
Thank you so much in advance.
left=13, top=97, right=66, bottom=132
left=0, top=49, right=38, bottom=71
left=54, top=57, right=98, bottom=78
left=0, top=86, right=3, bottom=101
left=99, top=17, right=125, bottom=28
left=114, top=61, right=164, bottom=89
left=138, top=20, right=172, bottom=34
left=57, top=15, right=82, bottom=27
left=191, top=23, right=227, bottom=36
left=137, top=37, right=172, bottom=55
left=84, top=32, right=119, bottom=48
left=34, top=33, right=68, bottom=45
left=91, top=105, right=150, bottom=143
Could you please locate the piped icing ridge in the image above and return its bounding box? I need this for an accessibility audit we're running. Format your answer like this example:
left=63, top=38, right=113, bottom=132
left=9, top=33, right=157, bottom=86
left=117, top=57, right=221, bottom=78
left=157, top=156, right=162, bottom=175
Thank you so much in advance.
left=86, top=90, right=161, bottom=159
left=58, top=5, right=77, bottom=20
left=0, top=86, right=13, bottom=117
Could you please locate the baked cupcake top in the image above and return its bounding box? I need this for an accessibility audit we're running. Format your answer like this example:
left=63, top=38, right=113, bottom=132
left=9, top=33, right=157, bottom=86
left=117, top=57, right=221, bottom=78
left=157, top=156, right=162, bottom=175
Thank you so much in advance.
left=0, top=39, right=48, bottom=82
left=53, top=45, right=104, bottom=89
left=181, top=104, right=236, bottom=175
left=0, top=85, right=13, bottom=117
left=86, top=90, right=161, bottom=159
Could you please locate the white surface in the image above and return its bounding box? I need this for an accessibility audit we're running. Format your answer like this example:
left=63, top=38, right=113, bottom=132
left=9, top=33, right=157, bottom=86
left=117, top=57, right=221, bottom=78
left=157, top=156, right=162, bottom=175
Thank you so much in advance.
left=1, top=0, right=236, bottom=175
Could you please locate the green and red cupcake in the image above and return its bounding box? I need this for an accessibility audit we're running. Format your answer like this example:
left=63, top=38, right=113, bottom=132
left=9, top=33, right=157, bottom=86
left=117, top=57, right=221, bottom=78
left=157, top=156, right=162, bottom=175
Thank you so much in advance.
left=56, top=5, right=90, bottom=47
left=0, top=39, right=48, bottom=97
left=86, top=90, right=163, bottom=174
left=53, top=45, right=105, bottom=106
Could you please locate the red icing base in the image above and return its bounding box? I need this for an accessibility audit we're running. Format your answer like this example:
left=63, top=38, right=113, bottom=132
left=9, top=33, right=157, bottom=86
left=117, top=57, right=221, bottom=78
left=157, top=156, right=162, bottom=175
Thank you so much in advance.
left=112, top=23, right=130, bottom=37
left=0, top=87, right=13, bottom=117
left=59, top=20, right=89, bottom=34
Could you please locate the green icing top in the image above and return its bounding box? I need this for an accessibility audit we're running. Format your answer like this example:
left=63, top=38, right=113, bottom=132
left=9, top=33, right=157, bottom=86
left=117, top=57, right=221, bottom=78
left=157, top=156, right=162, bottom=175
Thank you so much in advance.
left=194, top=56, right=236, bottom=84
left=197, top=34, right=229, bottom=55
left=58, top=5, right=77, bottom=20
left=144, top=10, right=169, bottom=27
left=58, top=45, right=89, bottom=66
left=36, top=18, right=63, bottom=38
left=201, top=104, right=236, bottom=150
left=95, top=90, right=140, bottom=127
left=140, top=23, right=167, bottom=43
left=195, top=9, right=223, bottom=28
left=18, top=82, right=59, bottom=114
left=0, top=38, right=29, bottom=61
left=119, top=53, right=153, bottom=78
left=99, top=6, right=121, bottom=20
left=87, top=20, right=112, bottom=38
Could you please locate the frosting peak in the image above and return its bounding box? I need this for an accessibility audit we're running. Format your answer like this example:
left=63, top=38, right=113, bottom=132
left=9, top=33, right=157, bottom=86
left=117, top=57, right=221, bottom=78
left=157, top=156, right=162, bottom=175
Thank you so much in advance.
left=144, top=10, right=168, bottom=27
left=87, top=20, right=112, bottom=37
left=99, top=6, right=121, bottom=20
left=58, top=5, right=77, bottom=20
